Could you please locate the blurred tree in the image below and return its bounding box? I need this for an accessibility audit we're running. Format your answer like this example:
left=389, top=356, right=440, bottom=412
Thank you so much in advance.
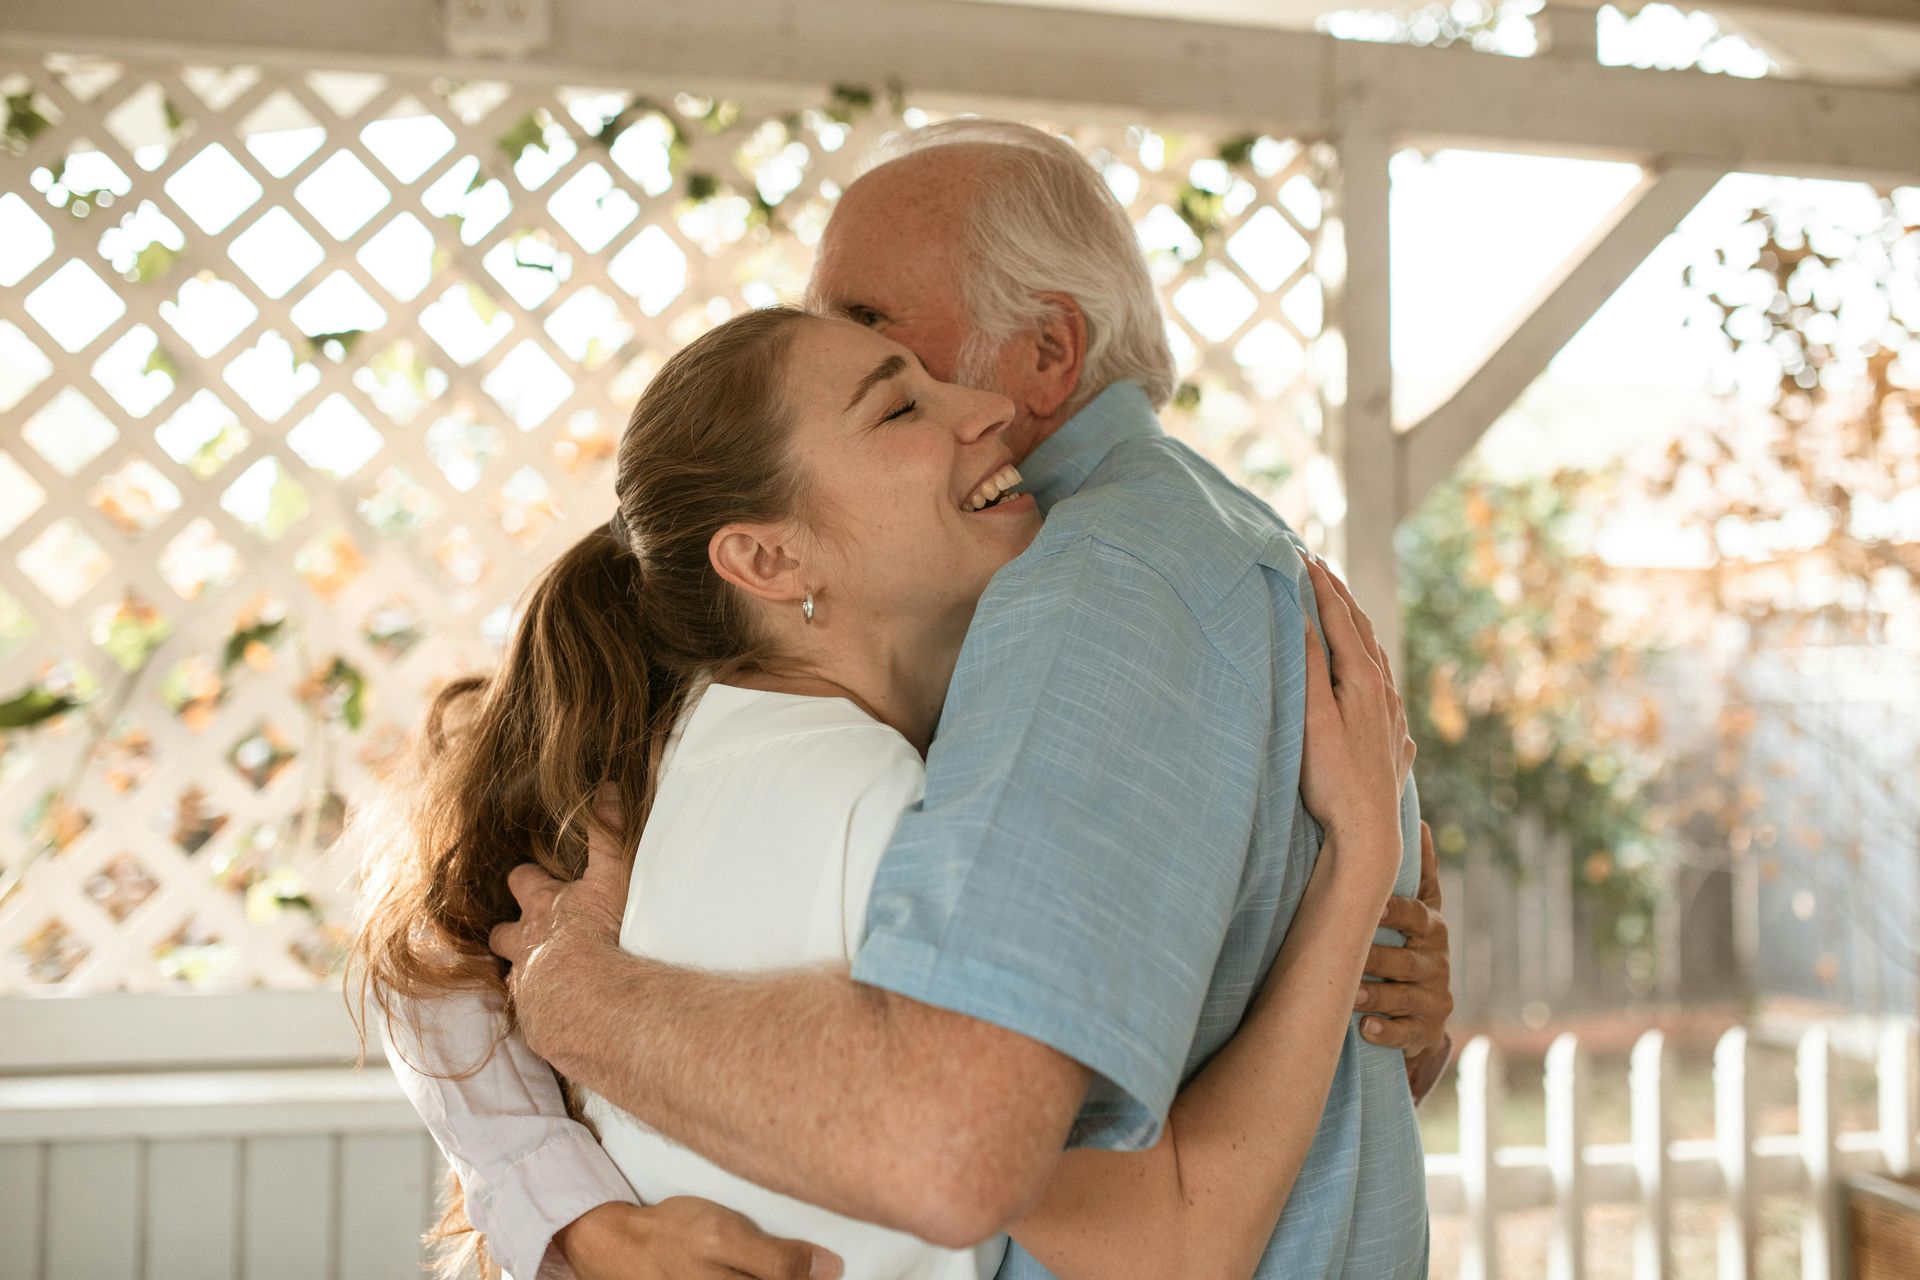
left=1400, top=468, right=1663, bottom=968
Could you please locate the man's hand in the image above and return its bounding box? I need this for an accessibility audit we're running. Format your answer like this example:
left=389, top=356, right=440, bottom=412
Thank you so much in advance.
left=557, top=1199, right=843, bottom=1280
left=1355, top=821, right=1453, bottom=1099
left=488, top=805, right=631, bottom=1060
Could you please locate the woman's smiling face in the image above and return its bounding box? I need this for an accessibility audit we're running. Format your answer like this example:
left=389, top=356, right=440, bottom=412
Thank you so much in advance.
left=778, top=316, right=1041, bottom=631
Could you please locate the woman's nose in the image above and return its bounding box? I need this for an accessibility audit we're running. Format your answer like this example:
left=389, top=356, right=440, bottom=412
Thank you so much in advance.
left=957, top=388, right=1016, bottom=444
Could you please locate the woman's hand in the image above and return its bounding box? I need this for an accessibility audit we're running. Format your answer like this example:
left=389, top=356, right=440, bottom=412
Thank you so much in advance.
left=558, top=1198, right=843, bottom=1280
left=1298, top=558, right=1412, bottom=884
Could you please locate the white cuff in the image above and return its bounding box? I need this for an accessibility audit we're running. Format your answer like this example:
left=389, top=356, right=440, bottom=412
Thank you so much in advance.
left=479, top=1127, right=641, bottom=1280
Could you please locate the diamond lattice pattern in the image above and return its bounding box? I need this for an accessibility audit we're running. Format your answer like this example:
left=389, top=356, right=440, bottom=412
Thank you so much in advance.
left=0, top=55, right=1338, bottom=991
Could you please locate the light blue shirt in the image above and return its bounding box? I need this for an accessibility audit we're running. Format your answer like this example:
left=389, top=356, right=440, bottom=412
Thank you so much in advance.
left=851, top=381, right=1429, bottom=1278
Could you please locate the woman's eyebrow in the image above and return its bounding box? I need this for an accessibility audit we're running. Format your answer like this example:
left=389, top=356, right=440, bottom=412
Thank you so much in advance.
left=844, top=354, right=907, bottom=413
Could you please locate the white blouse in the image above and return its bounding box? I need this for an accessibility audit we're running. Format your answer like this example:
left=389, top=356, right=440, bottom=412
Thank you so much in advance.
left=386, top=682, right=1007, bottom=1280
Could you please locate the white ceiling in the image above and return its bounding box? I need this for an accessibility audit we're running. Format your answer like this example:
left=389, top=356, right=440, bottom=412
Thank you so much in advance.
left=958, top=0, right=1920, bottom=84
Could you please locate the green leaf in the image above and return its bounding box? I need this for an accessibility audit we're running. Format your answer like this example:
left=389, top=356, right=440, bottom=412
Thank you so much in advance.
left=325, top=656, right=368, bottom=730
left=0, top=686, right=80, bottom=729
left=1218, top=134, right=1260, bottom=168
left=131, top=241, right=181, bottom=284
left=1174, top=182, right=1226, bottom=241
left=304, top=329, right=365, bottom=361
left=142, top=343, right=181, bottom=379
left=1172, top=381, right=1203, bottom=412
left=162, top=95, right=188, bottom=136
left=702, top=98, right=742, bottom=134
left=274, top=889, right=320, bottom=917
left=497, top=111, right=548, bottom=165
left=222, top=618, right=286, bottom=672
left=825, top=83, right=875, bottom=126
left=685, top=171, right=720, bottom=202
left=99, top=603, right=172, bottom=672
left=463, top=283, right=500, bottom=324
left=3, top=92, right=52, bottom=151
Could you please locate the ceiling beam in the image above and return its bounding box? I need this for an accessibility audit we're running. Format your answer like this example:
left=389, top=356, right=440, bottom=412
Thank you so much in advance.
left=1570, top=0, right=1920, bottom=24
left=1397, top=163, right=1727, bottom=521
left=4, top=0, right=1920, bottom=180
left=1681, top=0, right=1920, bottom=23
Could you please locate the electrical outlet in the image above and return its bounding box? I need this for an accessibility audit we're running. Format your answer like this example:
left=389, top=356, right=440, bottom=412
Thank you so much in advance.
left=442, top=0, right=553, bottom=58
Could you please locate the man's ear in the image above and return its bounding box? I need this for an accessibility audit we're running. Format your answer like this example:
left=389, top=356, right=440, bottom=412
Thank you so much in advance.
left=1014, top=293, right=1088, bottom=421
left=709, top=522, right=808, bottom=607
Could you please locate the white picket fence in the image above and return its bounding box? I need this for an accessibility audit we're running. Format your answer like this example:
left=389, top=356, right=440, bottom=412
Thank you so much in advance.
left=2, top=995, right=1917, bottom=1279
left=1430, top=1026, right=1920, bottom=1280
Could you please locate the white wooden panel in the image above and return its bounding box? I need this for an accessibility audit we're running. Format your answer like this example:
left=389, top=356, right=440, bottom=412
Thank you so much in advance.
left=1546, top=1033, right=1588, bottom=1280
left=1716, top=1028, right=1757, bottom=1280
left=0, top=1142, right=46, bottom=1280
left=45, top=1139, right=140, bottom=1280
left=1799, top=1029, right=1838, bottom=1280
left=242, top=1135, right=334, bottom=1280
left=1879, top=1023, right=1917, bottom=1177
left=1459, top=1035, right=1503, bottom=1280
left=0, top=991, right=371, bottom=1073
left=0, top=1068, right=418, bottom=1142
left=146, top=1138, right=241, bottom=1280
left=336, top=1133, right=430, bottom=1280
left=1632, top=1030, right=1672, bottom=1280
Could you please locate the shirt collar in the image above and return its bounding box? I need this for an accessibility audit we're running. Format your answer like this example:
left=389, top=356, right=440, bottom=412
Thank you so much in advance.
left=1018, top=381, right=1163, bottom=513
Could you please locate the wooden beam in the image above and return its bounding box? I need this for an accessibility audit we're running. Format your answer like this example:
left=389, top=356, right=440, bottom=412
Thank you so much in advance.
left=1576, top=0, right=1920, bottom=24
left=1397, top=163, right=1724, bottom=521
left=4, top=0, right=1920, bottom=180
left=1332, top=39, right=1920, bottom=181
left=1326, top=133, right=1404, bottom=670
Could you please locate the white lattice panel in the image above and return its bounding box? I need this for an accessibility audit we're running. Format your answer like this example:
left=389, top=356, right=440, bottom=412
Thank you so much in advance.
left=0, top=52, right=1337, bottom=993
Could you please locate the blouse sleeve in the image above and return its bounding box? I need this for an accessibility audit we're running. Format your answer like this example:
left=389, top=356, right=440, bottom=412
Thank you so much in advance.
left=381, top=986, right=640, bottom=1280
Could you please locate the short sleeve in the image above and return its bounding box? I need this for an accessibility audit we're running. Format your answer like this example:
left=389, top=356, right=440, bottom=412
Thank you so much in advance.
left=838, top=733, right=927, bottom=958
left=850, top=537, right=1265, bottom=1148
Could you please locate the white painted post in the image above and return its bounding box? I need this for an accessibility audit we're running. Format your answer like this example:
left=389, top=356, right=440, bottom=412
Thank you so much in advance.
left=1798, top=1027, right=1839, bottom=1280
left=1460, top=1035, right=1504, bottom=1280
left=1632, top=1029, right=1672, bottom=1280
left=1324, top=130, right=1403, bottom=671
left=1715, top=1027, right=1757, bottom=1280
left=1879, top=1022, right=1917, bottom=1177
left=1546, top=1033, right=1587, bottom=1280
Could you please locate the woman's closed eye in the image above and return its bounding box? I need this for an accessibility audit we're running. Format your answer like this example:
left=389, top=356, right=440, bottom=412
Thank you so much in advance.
left=882, top=398, right=918, bottom=425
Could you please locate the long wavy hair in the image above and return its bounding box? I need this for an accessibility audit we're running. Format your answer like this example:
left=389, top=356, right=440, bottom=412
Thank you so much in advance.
left=348, top=305, right=815, bottom=1278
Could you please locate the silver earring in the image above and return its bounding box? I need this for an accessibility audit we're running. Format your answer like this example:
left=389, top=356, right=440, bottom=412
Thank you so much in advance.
left=801, top=592, right=815, bottom=624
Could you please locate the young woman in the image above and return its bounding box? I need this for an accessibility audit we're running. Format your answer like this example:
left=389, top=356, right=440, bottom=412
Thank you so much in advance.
left=354, top=304, right=1415, bottom=1280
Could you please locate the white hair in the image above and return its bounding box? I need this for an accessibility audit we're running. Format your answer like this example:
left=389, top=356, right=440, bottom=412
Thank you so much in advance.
left=862, top=119, right=1176, bottom=412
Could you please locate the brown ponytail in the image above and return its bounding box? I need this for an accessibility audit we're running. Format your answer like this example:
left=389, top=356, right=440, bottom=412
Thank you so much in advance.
left=348, top=305, right=815, bottom=1277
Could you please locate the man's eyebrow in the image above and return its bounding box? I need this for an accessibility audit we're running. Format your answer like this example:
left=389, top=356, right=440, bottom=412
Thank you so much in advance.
left=844, top=354, right=907, bottom=413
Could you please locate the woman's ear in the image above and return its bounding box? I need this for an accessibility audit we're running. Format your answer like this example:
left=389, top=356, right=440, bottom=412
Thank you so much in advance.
left=709, top=522, right=808, bottom=607
left=1013, top=293, right=1088, bottom=420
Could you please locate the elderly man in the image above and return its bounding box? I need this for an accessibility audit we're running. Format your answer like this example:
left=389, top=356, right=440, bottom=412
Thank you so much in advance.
left=395, top=120, right=1453, bottom=1280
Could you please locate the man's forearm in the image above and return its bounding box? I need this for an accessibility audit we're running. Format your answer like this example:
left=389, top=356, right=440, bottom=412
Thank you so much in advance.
left=522, top=938, right=1082, bottom=1247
